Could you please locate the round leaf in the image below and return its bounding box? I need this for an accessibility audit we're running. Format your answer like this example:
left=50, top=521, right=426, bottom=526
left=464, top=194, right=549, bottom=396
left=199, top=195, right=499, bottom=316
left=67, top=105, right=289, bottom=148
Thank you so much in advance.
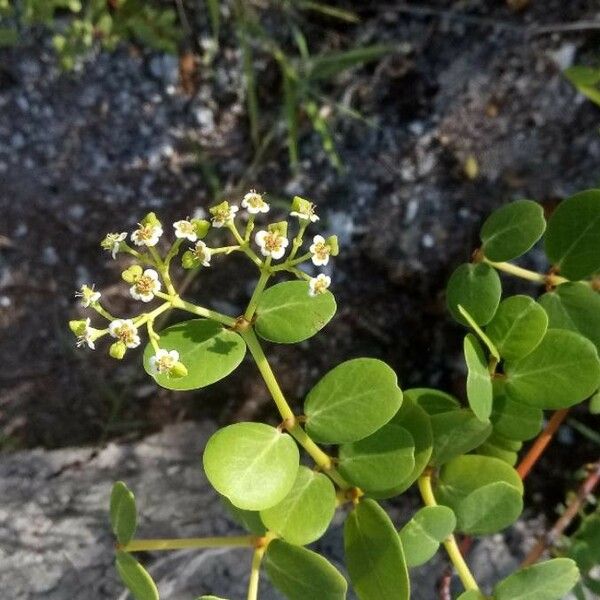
left=407, top=387, right=460, bottom=415
left=480, top=199, right=546, bottom=261
left=264, top=539, right=347, bottom=600
left=260, top=466, right=336, bottom=546
left=464, top=334, right=493, bottom=422
left=203, top=422, right=299, bottom=511
left=344, top=499, right=410, bottom=600
left=494, top=558, right=580, bottom=600
left=255, top=280, right=336, bottom=344
left=370, top=394, right=433, bottom=498
left=435, top=455, right=523, bottom=535
left=429, top=409, right=492, bottom=466
left=338, top=424, right=415, bottom=492
left=490, top=385, right=543, bottom=441
left=143, top=319, right=246, bottom=391
left=399, top=506, right=456, bottom=567
left=486, top=295, right=548, bottom=360
left=110, top=481, right=137, bottom=546
left=539, top=282, right=600, bottom=353
left=115, top=552, right=159, bottom=600
left=446, top=263, right=502, bottom=326
left=476, top=441, right=519, bottom=466
left=505, top=329, right=600, bottom=409
left=545, top=189, right=600, bottom=279
left=304, top=358, right=403, bottom=444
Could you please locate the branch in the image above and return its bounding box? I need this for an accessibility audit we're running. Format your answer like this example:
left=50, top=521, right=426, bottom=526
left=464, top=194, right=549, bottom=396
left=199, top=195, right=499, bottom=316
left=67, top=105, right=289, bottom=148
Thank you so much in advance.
left=522, top=460, right=600, bottom=567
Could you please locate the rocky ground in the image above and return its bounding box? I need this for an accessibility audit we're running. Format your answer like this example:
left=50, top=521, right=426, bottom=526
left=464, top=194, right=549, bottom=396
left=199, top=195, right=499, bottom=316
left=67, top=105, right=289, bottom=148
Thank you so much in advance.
left=1, top=1, right=600, bottom=597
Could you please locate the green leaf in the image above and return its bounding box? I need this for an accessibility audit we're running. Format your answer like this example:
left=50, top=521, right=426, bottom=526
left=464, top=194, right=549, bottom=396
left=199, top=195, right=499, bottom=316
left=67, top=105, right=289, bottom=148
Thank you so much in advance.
left=486, top=295, right=548, bottom=360
left=110, top=481, right=137, bottom=545
left=545, top=189, right=600, bottom=279
left=338, top=424, right=415, bottom=492
left=494, top=558, right=580, bottom=600
left=221, top=496, right=266, bottom=536
left=564, top=66, right=600, bottom=87
left=308, top=45, right=393, bottom=81
left=480, top=199, right=546, bottom=261
left=304, top=358, right=403, bottom=444
left=569, top=513, right=600, bottom=571
left=476, top=440, right=519, bottom=466
left=490, top=385, right=543, bottom=441
left=505, top=329, right=600, bottom=409
left=344, top=499, right=410, bottom=600
left=143, top=319, right=246, bottom=391
left=399, top=506, right=456, bottom=567
left=407, top=387, right=460, bottom=414
left=539, top=282, right=600, bottom=352
left=429, top=409, right=492, bottom=466
left=202, top=423, right=299, bottom=511
left=368, top=395, right=433, bottom=498
left=446, top=263, right=502, bottom=326
left=464, top=334, right=493, bottom=422
left=115, top=552, right=159, bottom=600
left=264, top=539, right=347, bottom=600
left=435, top=455, right=523, bottom=535
left=456, top=592, right=487, bottom=600
left=255, top=281, right=336, bottom=344
left=260, top=466, right=336, bottom=545
left=590, top=390, right=600, bottom=414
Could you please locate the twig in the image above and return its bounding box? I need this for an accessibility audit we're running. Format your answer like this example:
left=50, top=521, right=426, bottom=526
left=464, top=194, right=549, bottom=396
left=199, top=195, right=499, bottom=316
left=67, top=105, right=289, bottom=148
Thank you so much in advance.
left=521, top=460, right=600, bottom=567
left=517, top=409, right=570, bottom=479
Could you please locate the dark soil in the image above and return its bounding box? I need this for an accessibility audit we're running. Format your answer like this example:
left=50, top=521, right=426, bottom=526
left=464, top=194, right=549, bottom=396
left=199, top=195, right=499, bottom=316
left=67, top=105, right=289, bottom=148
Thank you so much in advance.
left=1, top=0, right=600, bottom=513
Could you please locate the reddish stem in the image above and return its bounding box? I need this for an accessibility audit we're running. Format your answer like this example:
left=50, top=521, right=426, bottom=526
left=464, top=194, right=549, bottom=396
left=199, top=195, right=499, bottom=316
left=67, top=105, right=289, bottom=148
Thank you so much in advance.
left=516, top=409, right=570, bottom=479
left=521, top=460, right=600, bottom=566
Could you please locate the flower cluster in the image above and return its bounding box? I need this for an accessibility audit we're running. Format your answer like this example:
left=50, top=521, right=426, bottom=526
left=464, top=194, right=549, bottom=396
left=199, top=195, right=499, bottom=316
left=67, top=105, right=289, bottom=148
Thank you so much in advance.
left=70, top=190, right=339, bottom=381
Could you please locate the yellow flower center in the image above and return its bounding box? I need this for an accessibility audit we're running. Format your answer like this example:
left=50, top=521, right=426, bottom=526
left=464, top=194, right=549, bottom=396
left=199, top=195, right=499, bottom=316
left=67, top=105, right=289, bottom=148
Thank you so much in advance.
left=313, top=242, right=330, bottom=260
left=264, top=233, right=284, bottom=252
left=116, top=325, right=136, bottom=345
left=135, top=275, right=155, bottom=295
left=137, top=225, right=156, bottom=241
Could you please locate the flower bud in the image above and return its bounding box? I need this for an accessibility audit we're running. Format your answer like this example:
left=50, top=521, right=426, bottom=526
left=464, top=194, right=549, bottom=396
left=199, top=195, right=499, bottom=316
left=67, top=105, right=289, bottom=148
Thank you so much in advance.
left=291, top=196, right=311, bottom=214
left=109, top=341, right=127, bottom=360
left=169, top=361, right=188, bottom=378
left=141, top=212, right=161, bottom=227
left=268, top=221, right=288, bottom=237
left=181, top=250, right=196, bottom=269
left=121, top=265, right=143, bottom=283
left=69, top=320, right=87, bottom=336
left=192, top=219, right=211, bottom=239
left=326, top=235, right=339, bottom=256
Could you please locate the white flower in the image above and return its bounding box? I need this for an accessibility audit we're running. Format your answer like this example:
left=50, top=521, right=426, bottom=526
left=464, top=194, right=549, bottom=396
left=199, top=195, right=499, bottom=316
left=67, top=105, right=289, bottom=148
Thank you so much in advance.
left=101, top=232, right=127, bottom=259
left=255, top=229, right=289, bottom=260
left=149, top=348, right=180, bottom=375
left=212, top=204, right=239, bottom=228
left=76, top=318, right=97, bottom=350
left=309, top=235, right=331, bottom=266
left=290, top=203, right=319, bottom=223
left=75, top=284, right=101, bottom=308
left=130, top=269, right=161, bottom=302
left=131, top=222, right=163, bottom=247
left=241, top=191, right=269, bottom=215
left=173, top=219, right=197, bottom=242
left=109, top=319, right=141, bottom=348
left=309, top=274, right=331, bottom=296
left=193, top=241, right=211, bottom=267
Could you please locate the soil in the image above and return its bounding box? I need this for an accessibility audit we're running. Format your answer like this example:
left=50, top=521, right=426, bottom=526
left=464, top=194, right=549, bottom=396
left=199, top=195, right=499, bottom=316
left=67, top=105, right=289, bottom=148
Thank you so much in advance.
left=1, top=0, right=600, bottom=513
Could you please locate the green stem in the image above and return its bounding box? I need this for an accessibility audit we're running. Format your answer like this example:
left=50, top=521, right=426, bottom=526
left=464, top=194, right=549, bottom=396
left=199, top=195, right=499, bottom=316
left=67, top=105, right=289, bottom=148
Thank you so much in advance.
left=418, top=471, right=480, bottom=592
left=287, top=221, right=308, bottom=262
left=271, top=252, right=312, bottom=272
left=483, top=258, right=569, bottom=286
left=134, top=302, right=173, bottom=328
left=244, top=264, right=271, bottom=321
left=171, top=296, right=236, bottom=327
left=228, top=223, right=263, bottom=267
left=121, top=535, right=255, bottom=553
left=241, top=328, right=295, bottom=421
left=149, top=246, right=177, bottom=296
left=247, top=547, right=265, bottom=600
left=241, top=328, right=351, bottom=490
